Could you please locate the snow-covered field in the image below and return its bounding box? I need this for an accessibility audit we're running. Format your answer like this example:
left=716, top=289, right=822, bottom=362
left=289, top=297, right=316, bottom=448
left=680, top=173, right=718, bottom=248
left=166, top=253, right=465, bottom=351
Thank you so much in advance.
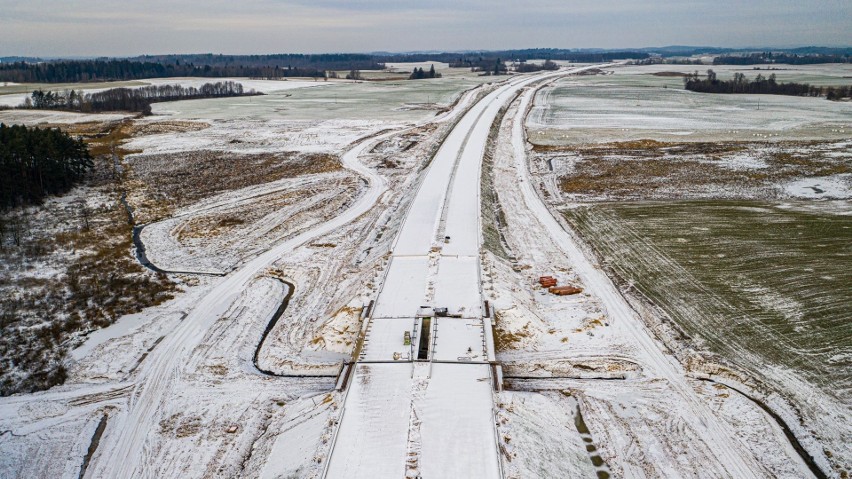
left=150, top=74, right=496, bottom=123
left=0, top=77, right=320, bottom=108
left=528, top=64, right=852, bottom=145
left=613, top=62, right=852, bottom=86
left=126, top=118, right=389, bottom=155
left=0, top=109, right=131, bottom=124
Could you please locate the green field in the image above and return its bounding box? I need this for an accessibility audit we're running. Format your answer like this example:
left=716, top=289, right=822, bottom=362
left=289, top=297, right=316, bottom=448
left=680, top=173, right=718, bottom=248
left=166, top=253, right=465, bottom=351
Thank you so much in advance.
left=564, top=200, right=851, bottom=403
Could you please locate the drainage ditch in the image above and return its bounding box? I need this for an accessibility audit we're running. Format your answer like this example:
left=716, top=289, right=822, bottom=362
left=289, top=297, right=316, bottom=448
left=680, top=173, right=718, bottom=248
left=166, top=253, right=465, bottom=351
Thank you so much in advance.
left=78, top=413, right=108, bottom=479
left=253, top=278, right=338, bottom=378
left=697, top=378, right=827, bottom=479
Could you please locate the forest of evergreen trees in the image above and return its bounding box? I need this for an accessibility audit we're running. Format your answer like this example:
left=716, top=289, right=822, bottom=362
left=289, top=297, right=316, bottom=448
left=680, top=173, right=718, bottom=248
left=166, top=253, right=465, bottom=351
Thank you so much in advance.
left=0, top=124, right=93, bottom=209
left=683, top=70, right=851, bottom=100
left=462, top=58, right=509, bottom=75
left=713, top=53, right=850, bottom=65
left=0, top=59, right=360, bottom=83
left=444, top=50, right=648, bottom=68
left=22, top=81, right=258, bottom=115
left=514, top=59, right=560, bottom=73
left=408, top=65, right=441, bottom=80
left=140, top=50, right=648, bottom=68
left=134, top=53, right=384, bottom=70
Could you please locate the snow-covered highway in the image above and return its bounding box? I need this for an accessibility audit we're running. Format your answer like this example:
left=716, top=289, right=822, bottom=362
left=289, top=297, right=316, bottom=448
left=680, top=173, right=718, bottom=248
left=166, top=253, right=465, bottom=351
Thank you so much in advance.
left=324, top=66, right=600, bottom=479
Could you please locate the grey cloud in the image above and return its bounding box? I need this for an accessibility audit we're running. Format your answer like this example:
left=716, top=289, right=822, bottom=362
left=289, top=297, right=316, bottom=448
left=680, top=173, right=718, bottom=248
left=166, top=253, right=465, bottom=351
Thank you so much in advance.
left=0, top=0, right=849, bottom=56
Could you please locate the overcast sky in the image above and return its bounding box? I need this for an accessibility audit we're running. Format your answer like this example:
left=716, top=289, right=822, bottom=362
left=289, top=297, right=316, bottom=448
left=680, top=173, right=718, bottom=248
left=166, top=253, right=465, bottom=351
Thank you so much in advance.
left=1, top=0, right=849, bottom=57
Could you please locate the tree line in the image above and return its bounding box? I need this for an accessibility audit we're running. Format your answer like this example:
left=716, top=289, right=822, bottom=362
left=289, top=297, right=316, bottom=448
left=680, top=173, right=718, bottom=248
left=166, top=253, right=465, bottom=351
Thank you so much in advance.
left=0, top=60, right=359, bottom=83
left=145, top=50, right=649, bottom=67
left=514, top=60, right=560, bottom=73
left=409, top=65, right=442, bottom=80
left=448, top=51, right=642, bottom=70
left=683, top=70, right=851, bottom=100
left=0, top=50, right=651, bottom=83
left=713, top=53, right=850, bottom=65
left=462, top=58, right=509, bottom=75
left=21, top=81, right=259, bottom=115
left=134, top=53, right=384, bottom=69
left=0, top=124, right=93, bottom=209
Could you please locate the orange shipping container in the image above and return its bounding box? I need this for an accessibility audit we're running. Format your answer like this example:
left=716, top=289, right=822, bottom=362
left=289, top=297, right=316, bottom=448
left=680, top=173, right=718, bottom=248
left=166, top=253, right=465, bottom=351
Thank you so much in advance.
left=549, top=286, right=583, bottom=296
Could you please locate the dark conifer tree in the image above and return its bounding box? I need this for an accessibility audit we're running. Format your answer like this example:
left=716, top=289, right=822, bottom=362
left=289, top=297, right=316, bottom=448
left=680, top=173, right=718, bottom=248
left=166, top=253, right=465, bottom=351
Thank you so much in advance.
left=0, top=124, right=93, bottom=209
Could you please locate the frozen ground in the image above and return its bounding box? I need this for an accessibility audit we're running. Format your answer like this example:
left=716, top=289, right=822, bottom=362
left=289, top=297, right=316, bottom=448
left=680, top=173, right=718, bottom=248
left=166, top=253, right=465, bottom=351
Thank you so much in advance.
left=543, top=139, right=851, bottom=202
left=785, top=174, right=851, bottom=198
